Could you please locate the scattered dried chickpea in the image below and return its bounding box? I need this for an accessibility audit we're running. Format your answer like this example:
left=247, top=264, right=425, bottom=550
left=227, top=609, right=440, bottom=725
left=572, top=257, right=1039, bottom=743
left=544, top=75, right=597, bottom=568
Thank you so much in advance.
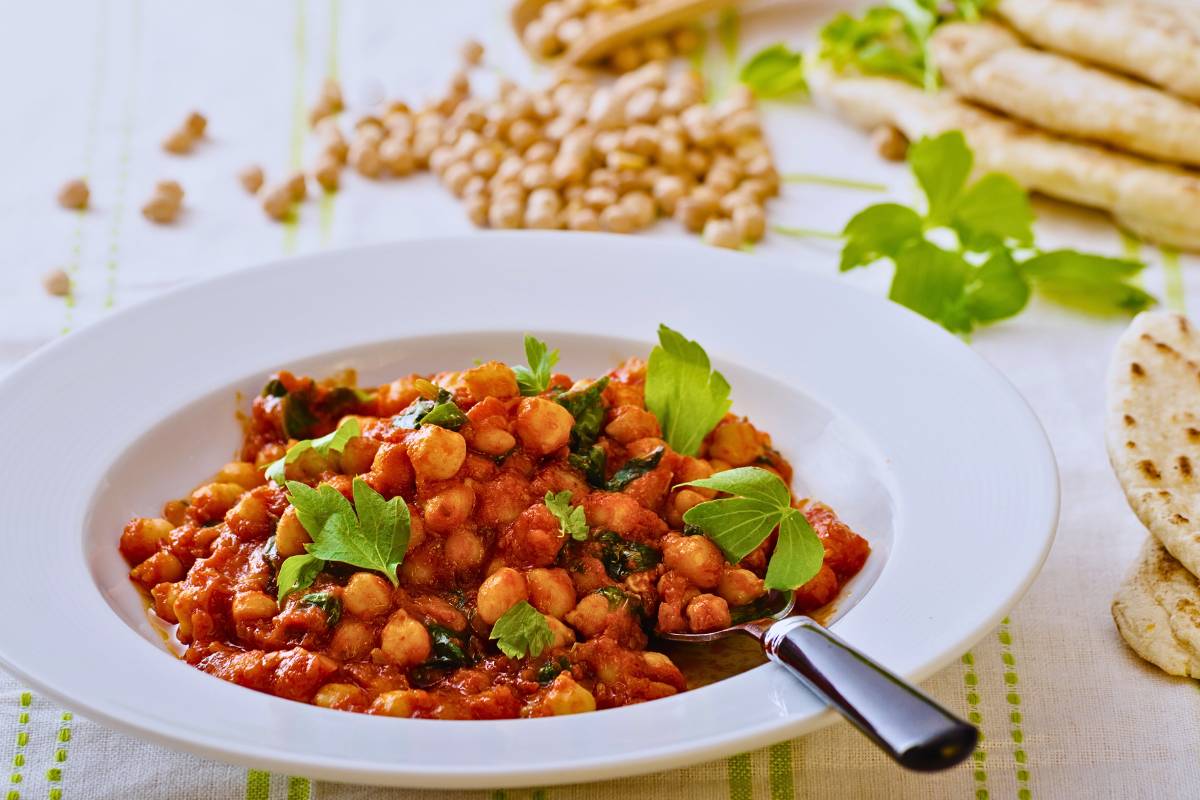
left=162, top=127, right=194, bottom=154
left=185, top=111, right=207, bottom=138
left=313, top=156, right=340, bottom=192
left=872, top=124, right=909, bottom=161
left=142, top=181, right=184, bottom=224
left=461, top=39, right=485, bottom=66
left=42, top=268, right=70, bottom=297
left=261, top=183, right=294, bottom=221
left=57, top=178, right=89, bottom=210
left=702, top=217, right=740, bottom=249
left=285, top=171, right=308, bottom=202
left=239, top=165, right=264, bottom=194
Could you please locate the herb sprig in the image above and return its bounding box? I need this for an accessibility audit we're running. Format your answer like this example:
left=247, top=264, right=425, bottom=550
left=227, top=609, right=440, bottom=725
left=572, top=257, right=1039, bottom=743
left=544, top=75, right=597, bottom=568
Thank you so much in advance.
left=545, top=490, right=589, bottom=541
left=739, top=44, right=807, bottom=99
left=514, top=334, right=560, bottom=397
left=490, top=600, right=555, bottom=660
left=644, top=325, right=731, bottom=457
left=264, top=417, right=361, bottom=484
left=681, top=467, right=824, bottom=591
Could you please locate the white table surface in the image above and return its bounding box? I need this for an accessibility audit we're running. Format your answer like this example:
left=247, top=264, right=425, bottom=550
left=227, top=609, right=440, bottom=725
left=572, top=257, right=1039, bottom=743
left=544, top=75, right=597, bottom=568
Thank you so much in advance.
left=2, top=1, right=1199, bottom=798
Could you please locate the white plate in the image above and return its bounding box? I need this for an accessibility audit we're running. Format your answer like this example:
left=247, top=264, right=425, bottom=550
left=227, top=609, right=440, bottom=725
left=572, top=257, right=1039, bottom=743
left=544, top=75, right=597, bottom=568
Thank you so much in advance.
left=0, top=235, right=1058, bottom=788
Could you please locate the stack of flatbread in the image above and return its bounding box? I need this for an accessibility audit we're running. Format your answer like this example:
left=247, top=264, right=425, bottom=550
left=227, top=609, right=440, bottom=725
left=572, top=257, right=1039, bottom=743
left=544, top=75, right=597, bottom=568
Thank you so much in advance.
left=809, top=0, right=1200, bottom=252
left=1108, top=311, right=1200, bottom=677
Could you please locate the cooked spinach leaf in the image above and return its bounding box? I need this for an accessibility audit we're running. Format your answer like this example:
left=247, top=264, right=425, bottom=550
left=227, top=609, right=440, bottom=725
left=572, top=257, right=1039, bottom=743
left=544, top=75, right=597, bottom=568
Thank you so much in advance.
left=597, top=531, right=660, bottom=580
left=606, top=447, right=664, bottom=492
left=569, top=445, right=608, bottom=488
left=556, top=377, right=610, bottom=452
left=300, top=591, right=342, bottom=628
left=393, top=388, right=467, bottom=431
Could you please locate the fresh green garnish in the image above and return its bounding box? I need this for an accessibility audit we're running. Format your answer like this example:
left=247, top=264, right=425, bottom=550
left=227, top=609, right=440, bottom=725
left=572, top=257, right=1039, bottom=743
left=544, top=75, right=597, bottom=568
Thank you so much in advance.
left=536, top=656, right=572, bottom=684
left=264, top=417, right=361, bottom=484
left=260, top=379, right=370, bottom=440
left=606, top=447, right=665, bottom=492
left=830, top=132, right=1153, bottom=332
left=568, top=445, right=607, bottom=488
left=426, top=624, right=468, bottom=669
left=556, top=377, right=610, bottom=452
left=644, top=325, right=731, bottom=457
left=597, top=531, right=660, bottom=580
left=739, top=44, right=807, bottom=99
left=490, top=600, right=555, bottom=659
left=394, top=388, right=466, bottom=431
left=300, top=591, right=342, bottom=628
left=594, top=586, right=629, bottom=610
left=545, top=490, right=589, bottom=541
left=514, top=334, right=560, bottom=397
left=276, top=477, right=411, bottom=599
left=681, top=467, right=824, bottom=591
left=276, top=553, right=324, bottom=601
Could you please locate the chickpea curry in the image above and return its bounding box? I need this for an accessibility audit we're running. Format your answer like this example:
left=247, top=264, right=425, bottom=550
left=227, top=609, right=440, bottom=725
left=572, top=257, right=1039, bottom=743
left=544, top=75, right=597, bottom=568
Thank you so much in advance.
left=119, top=327, right=869, bottom=719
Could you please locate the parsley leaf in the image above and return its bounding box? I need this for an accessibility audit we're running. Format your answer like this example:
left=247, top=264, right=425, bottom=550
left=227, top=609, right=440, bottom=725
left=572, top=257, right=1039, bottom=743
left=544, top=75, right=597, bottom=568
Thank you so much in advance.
left=285, top=477, right=411, bottom=587
left=1021, top=251, right=1155, bottom=314
left=840, top=203, right=924, bottom=272
left=545, top=490, right=589, bottom=541
left=739, top=44, right=807, bottom=99
left=556, top=377, right=610, bottom=452
left=819, top=7, right=926, bottom=87
left=301, top=591, right=342, bottom=628
left=681, top=467, right=823, bottom=590
left=394, top=388, right=466, bottom=431
left=276, top=553, right=324, bottom=601
left=606, top=447, right=665, bottom=491
left=964, top=249, right=1030, bottom=323
left=489, top=600, right=555, bottom=659
left=952, top=173, right=1034, bottom=249
left=644, top=325, right=732, bottom=457
left=265, top=417, right=361, bottom=484
left=889, top=240, right=971, bottom=332
left=909, top=130, right=972, bottom=225
left=514, top=334, right=560, bottom=397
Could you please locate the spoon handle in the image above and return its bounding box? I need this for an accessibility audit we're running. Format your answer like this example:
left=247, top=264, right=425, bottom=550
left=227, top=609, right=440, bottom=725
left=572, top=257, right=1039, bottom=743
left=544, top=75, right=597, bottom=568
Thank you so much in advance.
left=761, top=617, right=978, bottom=771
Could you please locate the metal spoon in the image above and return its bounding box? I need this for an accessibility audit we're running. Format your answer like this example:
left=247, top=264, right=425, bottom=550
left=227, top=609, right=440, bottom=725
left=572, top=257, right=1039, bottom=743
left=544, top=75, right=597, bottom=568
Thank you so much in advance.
left=659, top=591, right=979, bottom=771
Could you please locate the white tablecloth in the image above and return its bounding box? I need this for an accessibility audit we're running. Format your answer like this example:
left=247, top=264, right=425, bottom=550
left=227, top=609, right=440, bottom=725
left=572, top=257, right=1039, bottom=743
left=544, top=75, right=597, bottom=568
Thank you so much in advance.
left=3, top=1, right=1199, bottom=798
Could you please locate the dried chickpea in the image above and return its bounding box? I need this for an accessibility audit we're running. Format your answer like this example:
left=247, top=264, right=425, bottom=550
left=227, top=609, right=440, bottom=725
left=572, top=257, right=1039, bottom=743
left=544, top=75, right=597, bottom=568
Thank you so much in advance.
left=600, top=204, right=635, bottom=234
left=642, top=35, right=673, bottom=62
left=525, top=187, right=562, bottom=229
left=489, top=198, right=524, bottom=229
left=732, top=202, right=765, bottom=243
left=42, top=268, right=70, bottom=297
left=285, top=172, right=308, bottom=202
left=461, top=38, right=485, bottom=66
left=261, top=184, right=293, bottom=221
left=703, top=217, right=740, bottom=249
left=381, top=137, right=416, bottom=176
left=872, top=124, right=909, bottom=161
left=238, top=165, right=264, bottom=194
left=465, top=193, right=489, bottom=227
left=142, top=191, right=182, bottom=224
left=57, top=178, right=89, bottom=210
left=443, top=161, right=475, bottom=197
left=610, top=43, right=643, bottom=73
left=313, top=156, right=340, bottom=192
left=184, top=111, right=207, bottom=138
left=162, top=127, right=194, bottom=154
left=349, top=139, right=383, bottom=178
left=652, top=174, right=686, bottom=215
left=566, top=205, right=600, bottom=231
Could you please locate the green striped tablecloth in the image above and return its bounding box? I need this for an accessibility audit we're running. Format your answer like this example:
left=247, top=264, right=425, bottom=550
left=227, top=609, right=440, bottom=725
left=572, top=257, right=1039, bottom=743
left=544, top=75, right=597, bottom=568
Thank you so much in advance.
left=2, top=0, right=1198, bottom=797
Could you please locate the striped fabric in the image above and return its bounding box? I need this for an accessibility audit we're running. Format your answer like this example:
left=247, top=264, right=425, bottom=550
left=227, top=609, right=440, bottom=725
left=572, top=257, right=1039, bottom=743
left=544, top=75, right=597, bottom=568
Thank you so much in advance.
left=2, top=1, right=1199, bottom=798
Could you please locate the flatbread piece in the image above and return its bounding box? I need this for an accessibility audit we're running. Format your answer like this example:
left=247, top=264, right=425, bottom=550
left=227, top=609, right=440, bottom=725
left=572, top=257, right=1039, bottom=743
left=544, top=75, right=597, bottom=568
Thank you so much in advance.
left=1112, top=537, right=1200, bottom=678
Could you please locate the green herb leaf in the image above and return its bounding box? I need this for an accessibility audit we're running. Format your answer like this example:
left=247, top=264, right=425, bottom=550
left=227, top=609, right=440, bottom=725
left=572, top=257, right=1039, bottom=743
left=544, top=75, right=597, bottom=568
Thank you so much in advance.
left=545, top=490, right=589, bottom=541
left=1021, top=251, right=1155, bottom=314
left=597, top=531, right=661, bottom=580
left=965, top=249, right=1030, bottom=323
left=952, top=173, right=1034, bottom=248
left=427, top=624, right=468, bottom=668
left=514, top=334, right=560, bottom=397
left=276, top=554, right=324, bottom=601
left=889, top=240, right=971, bottom=332
left=840, top=203, right=924, bottom=271
left=536, top=655, right=572, bottom=684
left=261, top=379, right=288, bottom=398
left=819, top=8, right=926, bottom=87
left=265, top=417, right=362, bottom=484
left=490, top=600, right=555, bottom=659
left=594, top=586, right=629, bottom=610
left=556, top=377, right=610, bottom=452
left=909, top=131, right=972, bottom=225
left=681, top=467, right=823, bottom=590
left=739, top=44, right=807, bottom=99
left=606, top=447, right=665, bottom=492
left=644, top=325, right=732, bottom=457
left=286, top=477, right=411, bottom=586
left=301, top=591, right=342, bottom=628
left=394, top=388, right=466, bottom=431
left=568, top=445, right=607, bottom=488
left=763, top=511, right=825, bottom=591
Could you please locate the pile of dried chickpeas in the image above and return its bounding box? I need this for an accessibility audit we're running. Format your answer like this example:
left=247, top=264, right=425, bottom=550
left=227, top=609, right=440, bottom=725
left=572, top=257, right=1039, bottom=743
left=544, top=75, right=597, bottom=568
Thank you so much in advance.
left=299, top=45, right=776, bottom=248
left=519, top=0, right=703, bottom=72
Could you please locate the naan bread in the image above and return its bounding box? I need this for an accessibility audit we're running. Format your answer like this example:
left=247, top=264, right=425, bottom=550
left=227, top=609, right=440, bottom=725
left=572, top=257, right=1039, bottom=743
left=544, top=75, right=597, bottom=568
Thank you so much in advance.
left=996, top=0, right=1200, bottom=104
left=1107, top=312, right=1200, bottom=578
left=808, top=69, right=1200, bottom=252
left=931, top=21, right=1200, bottom=168
left=1112, top=537, right=1200, bottom=678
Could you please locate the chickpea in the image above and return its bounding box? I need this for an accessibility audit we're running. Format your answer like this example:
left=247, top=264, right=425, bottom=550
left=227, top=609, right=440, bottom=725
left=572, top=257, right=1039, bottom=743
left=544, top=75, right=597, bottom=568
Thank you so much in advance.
left=566, top=205, right=600, bottom=231
left=380, top=137, right=416, bottom=176
left=610, top=43, right=643, bottom=73
left=680, top=105, right=717, bottom=147
left=42, top=268, right=70, bottom=297
left=671, top=27, right=702, bottom=55
left=670, top=488, right=707, bottom=523
left=443, top=161, right=474, bottom=197
left=120, top=517, right=174, bottom=563
left=543, top=673, right=596, bottom=715
left=604, top=406, right=660, bottom=444
left=184, top=111, right=207, bottom=138
left=476, top=567, right=528, bottom=624
left=142, top=192, right=182, bottom=224
left=368, top=442, right=415, bottom=498
left=472, top=424, right=517, bottom=455
left=599, top=204, right=635, bottom=234
left=675, top=195, right=713, bottom=233
left=461, top=38, right=485, bottom=66
left=261, top=184, right=293, bottom=221
left=489, top=198, right=524, bottom=229
left=380, top=611, right=432, bottom=667
left=444, top=527, right=486, bottom=571
left=703, top=217, right=740, bottom=249
left=520, top=162, right=555, bottom=191
left=651, top=174, right=686, bottom=216
left=515, top=397, right=574, bottom=455
left=709, top=421, right=762, bottom=466
left=57, top=178, right=89, bottom=210
left=620, top=190, right=656, bottom=229
left=642, top=35, right=673, bottom=62
left=508, top=119, right=539, bottom=151
left=657, top=134, right=686, bottom=169
left=162, top=127, right=194, bottom=154
left=313, top=683, right=367, bottom=710
left=232, top=590, right=277, bottom=622
left=237, top=165, right=264, bottom=194
left=686, top=593, right=732, bottom=632
left=465, top=193, right=489, bottom=227
left=406, top=425, right=467, bottom=481
left=718, top=568, right=766, bottom=607
left=131, top=550, right=184, bottom=588
left=582, top=186, right=617, bottom=210
left=586, top=88, right=624, bottom=130
left=563, top=592, right=609, bottom=639
left=527, top=568, right=577, bottom=618
left=329, top=620, right=376, bottom=660
left=625, top=87, right=661, bottom=124
left=662, top=533, right=724, bottom=593
left=551, top=155, right=586, bottom=186
left=525, top=187, right=562, bottom=229
left=423, top=485, right=476, bottom=533
left=545, top=615, right=576, bottom=649
left=349, top=139, right=383, bottom=178
left=344, top=572, right=393, bottom=618
left=732, top=203, right=766, bottom=243
left=214, top=461, right=264, bottom=490
left=872, top=124, right=909, bottom=161
left=371, top=689, right=429, bottom=717
left=190, top=482, right=244, bottom=519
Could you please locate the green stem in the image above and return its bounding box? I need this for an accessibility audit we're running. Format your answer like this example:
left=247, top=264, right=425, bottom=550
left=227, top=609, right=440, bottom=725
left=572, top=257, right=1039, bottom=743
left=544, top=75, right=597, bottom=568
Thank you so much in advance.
left=772, top=225, right=843, bottom=241
left=783, top=173, right=887, bottom=192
